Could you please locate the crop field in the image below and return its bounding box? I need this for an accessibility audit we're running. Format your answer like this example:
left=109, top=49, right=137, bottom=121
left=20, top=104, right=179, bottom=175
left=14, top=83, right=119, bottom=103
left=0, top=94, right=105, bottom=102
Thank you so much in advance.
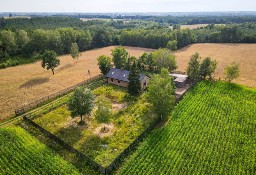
left=174, top=43, right=256, bottom=88
left=117, top=81, right=256, bottom=174
left=0, top=127, right=82, bottom=175
left=169, top=24, right=224, bottom=30
left=0, top=46, right=153, bottom=120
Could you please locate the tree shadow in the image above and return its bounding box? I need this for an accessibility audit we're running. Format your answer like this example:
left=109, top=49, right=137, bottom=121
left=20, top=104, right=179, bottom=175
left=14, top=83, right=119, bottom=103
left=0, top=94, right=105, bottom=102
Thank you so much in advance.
left=56, top=63, right=74, bottom=72
left=19, top=77, right=49, bottom=89
left=79, top=135, right=104, bottom=158
left=54, top=125, right=84, bottom=147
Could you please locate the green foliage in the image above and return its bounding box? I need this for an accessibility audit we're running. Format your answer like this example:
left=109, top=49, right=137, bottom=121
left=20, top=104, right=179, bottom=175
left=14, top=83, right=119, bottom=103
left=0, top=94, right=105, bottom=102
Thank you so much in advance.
left=152, top=48, right=177, bottom=72
left=166, top=40, right=178, bottom=51
left=146, top=68, right=176, bottom=118
left=187, top=52, right=201, bottom=81
left=94, top=95, right=112, bottom=123
left=68, top=87, right=95, bottom=124
left=41, top=50, right=60, bottom=75
left=118, top=81, right=256, bottom=174
left=0, top=127, right=81, bottom=175
left=199, top=57, right=217, bottom=79
left=224, top=62, right=240, bottom=82
left=97, top=55, right=112, bottom=75
left=93, top=86, right=127, bottom=103
left=128, top=62, right=141, bottom=96
left=111, top=46, right=128, bottom=69
left=70, top=42, right=80, bottom=60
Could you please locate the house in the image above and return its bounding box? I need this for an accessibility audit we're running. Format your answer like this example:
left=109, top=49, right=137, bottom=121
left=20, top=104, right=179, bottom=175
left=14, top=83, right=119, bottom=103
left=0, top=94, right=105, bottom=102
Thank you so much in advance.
left=105, top=68, right=149, bottom=89
left=170, top=73, right=188, bottom=88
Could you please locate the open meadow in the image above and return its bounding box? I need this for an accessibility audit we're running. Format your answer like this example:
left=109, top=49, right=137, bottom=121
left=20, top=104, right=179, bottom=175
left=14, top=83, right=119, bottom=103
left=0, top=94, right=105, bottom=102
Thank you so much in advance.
left=0, top=46, right=153, bottom=120
left=174, top=43, right=256, bottom=88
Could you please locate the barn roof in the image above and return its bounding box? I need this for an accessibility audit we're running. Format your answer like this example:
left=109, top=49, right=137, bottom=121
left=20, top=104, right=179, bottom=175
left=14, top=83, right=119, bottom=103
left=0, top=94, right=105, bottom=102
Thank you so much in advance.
left=106, top=68, right=147, bottom=82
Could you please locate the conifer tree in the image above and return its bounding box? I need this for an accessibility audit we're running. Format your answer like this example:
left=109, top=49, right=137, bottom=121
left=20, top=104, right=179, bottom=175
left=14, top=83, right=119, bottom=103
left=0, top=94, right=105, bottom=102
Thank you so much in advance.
left=128, top=61, right=141, bottom=96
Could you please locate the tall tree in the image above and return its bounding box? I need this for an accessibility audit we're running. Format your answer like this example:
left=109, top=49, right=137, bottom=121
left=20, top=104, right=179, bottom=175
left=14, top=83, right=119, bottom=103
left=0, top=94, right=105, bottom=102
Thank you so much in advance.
left=70, top=42, right=80, bottom=61
left=97, top=55, right=112, bottom=75
left=128, top=62, right=141, bottom=96
left=41, top=50, right=60, bottom=75
left=0, top=30, right=17, bottom=57
left=199, top=57, right=217, bottom=79
left=166, top=40, right=178, bottom=51
left=146, top=68, right=175, bottom=118
left=68, top=87, right=95, bottom=125
left=111, top=46, right=128, bottom=69
left=152, top=48, right=177, bottom=72
left=187, top=53, right=201, bottom=82
left=16, top=30, right=29, bottom=52
left=224, top=62, right=240, bottom=83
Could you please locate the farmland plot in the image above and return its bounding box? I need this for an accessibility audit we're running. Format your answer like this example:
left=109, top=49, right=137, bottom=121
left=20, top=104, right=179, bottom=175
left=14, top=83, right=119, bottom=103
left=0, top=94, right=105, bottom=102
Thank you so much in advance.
left=117, top=81, right=256, bottom=174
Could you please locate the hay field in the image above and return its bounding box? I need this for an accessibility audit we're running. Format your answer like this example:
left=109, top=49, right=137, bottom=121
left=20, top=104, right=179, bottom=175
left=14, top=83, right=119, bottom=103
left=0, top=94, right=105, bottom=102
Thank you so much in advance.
left=174, top=43, right=256, bottom=88
left=0, top=46, right=153, bottom=121
left=169, top=24, right=225, bottom=30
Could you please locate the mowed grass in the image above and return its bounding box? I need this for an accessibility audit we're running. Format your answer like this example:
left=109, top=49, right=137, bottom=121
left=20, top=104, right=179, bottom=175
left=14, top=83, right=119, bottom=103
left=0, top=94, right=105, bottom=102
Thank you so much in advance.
left=33, top=85, right=157, bottom=167
left=174, top=43, right=256, bottom=88
left=0, top=127, right=82, bottom=175
left=0, top=46, right=153, bottom=120
left=117, top=81, right=256, bottom=174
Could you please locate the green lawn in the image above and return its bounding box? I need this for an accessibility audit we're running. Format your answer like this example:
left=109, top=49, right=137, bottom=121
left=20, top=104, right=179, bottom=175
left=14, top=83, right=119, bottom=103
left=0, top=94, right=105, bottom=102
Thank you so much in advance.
left=117, top=81, right=256, bottom=174
left=33, top=85, right=157, bottom=167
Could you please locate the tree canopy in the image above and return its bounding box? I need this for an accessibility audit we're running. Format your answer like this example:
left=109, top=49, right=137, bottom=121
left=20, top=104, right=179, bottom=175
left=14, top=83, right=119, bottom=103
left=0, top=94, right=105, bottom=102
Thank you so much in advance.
left=68, top=87, right=95, bottom=124
left=70, top=42, right=80, bottom=61
left=187, top=53, right=201, bottom=82
left=146, top=68, right=176, bottom=118
left=152, top=48, right=177, bottom=72
left=97, top=55, right=112, bottom=75
left=128, top=62, right=141, bottom=96
left=224, top=62, right=240, bottom=83
left=111, top=46, right=128, bottom=69
left=41, top=50, right=60, bottom=75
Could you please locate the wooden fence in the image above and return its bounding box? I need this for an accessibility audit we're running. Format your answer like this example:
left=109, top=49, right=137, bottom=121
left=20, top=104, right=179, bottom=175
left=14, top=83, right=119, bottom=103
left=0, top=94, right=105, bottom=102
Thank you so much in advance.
left=15, top=74, right=103, bottom=116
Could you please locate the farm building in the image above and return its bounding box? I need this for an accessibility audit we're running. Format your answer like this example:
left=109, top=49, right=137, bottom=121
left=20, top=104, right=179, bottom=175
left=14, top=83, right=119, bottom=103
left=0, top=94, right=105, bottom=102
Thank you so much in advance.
left=170, top=73, right=188, bottom=88
left=106, top=68, right=149, bottom=89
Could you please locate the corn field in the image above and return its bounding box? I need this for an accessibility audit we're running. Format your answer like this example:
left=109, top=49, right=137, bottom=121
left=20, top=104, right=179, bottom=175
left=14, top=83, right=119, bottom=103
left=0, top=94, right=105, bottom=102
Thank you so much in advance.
left=118, top=81, right=256, bottom=174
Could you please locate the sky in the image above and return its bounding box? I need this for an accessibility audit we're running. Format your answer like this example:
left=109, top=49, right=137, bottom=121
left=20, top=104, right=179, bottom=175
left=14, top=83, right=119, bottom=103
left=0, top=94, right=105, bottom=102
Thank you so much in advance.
left=0, top=0, right=255, bottom=13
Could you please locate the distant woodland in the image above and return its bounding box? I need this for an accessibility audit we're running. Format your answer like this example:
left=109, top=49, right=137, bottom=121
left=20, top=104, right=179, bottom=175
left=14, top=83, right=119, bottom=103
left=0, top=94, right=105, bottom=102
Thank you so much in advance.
left=0, top=16, right=256, bottom=68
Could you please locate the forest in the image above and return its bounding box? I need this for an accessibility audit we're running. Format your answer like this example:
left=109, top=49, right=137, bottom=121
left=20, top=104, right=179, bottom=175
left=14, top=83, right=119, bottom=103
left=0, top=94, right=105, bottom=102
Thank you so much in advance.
left=0, top=16, right=256, bottom=68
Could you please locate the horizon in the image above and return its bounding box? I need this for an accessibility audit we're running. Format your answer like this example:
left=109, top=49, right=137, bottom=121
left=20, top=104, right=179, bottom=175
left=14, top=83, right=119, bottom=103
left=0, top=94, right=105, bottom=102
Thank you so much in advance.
left=1, top=0, right=256, bottom=13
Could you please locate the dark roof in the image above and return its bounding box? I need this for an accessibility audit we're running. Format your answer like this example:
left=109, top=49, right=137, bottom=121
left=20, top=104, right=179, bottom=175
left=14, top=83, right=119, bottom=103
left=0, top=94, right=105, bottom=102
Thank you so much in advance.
left=106, top=68, right=147, bottom=82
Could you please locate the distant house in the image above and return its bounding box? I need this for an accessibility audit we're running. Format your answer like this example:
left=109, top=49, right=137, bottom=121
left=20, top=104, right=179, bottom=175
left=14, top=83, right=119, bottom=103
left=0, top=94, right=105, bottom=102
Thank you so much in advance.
left=105, top=68, right=149, bottom=89
left=170, top=73, right=188, bottom=88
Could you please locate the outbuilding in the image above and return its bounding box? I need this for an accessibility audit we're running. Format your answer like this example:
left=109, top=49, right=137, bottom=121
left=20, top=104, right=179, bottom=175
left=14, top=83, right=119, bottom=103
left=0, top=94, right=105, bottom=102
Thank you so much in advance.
left=106, top=68, right=149, bottom=89
left=170, top=73, right=188, bottom=88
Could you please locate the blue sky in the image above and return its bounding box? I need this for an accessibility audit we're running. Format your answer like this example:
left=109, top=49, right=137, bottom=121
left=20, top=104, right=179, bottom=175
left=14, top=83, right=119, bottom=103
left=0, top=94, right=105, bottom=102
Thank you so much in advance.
left=0, top=0, right=255, bottom=12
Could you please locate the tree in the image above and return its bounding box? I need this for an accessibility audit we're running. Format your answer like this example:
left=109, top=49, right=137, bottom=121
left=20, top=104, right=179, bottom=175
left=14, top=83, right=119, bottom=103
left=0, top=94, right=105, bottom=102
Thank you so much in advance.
left=128, top=62, right=141, bottom=96
left=70, top=42, right=80, bottom=61
left=152, top=48, right=177, bottom=72
left=199, top=57, right=217, bottom=79
left=173, top=24, right=181, bottom=30
left=97, top=55, right=112, bottom=75
left=94, top=95, right=112, bottom=123
left=16, top=30, right=29, bottom=52
left=187, top=53, right=201, bottom=82
left=146, top=68, right=175, bottom=118
left=68, top=87, right=95, bottom=125
left=224, top=62, right=240, bottom=83
left=111, top=46, right=128, bottom=69
left=41, top=50, right=60, bottom=75
left=166, top=40, right=178, bottom=51
left=0, top=30, right=17, bottom=56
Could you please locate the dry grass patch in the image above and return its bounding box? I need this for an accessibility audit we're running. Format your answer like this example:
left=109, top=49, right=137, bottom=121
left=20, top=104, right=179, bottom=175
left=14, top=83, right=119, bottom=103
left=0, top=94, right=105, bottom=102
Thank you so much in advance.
left=0, top=46, right=153, bottom=121
left=174, top=43, right=256, bottom=88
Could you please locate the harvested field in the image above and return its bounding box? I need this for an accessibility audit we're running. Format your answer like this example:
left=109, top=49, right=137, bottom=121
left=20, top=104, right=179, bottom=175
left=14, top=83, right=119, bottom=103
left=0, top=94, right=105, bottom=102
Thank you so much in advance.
left=0, top=46, right=153, bottom=120
left=174, top=43, right=256, bottom=88
left=169, top=24, right=224, bottom=30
